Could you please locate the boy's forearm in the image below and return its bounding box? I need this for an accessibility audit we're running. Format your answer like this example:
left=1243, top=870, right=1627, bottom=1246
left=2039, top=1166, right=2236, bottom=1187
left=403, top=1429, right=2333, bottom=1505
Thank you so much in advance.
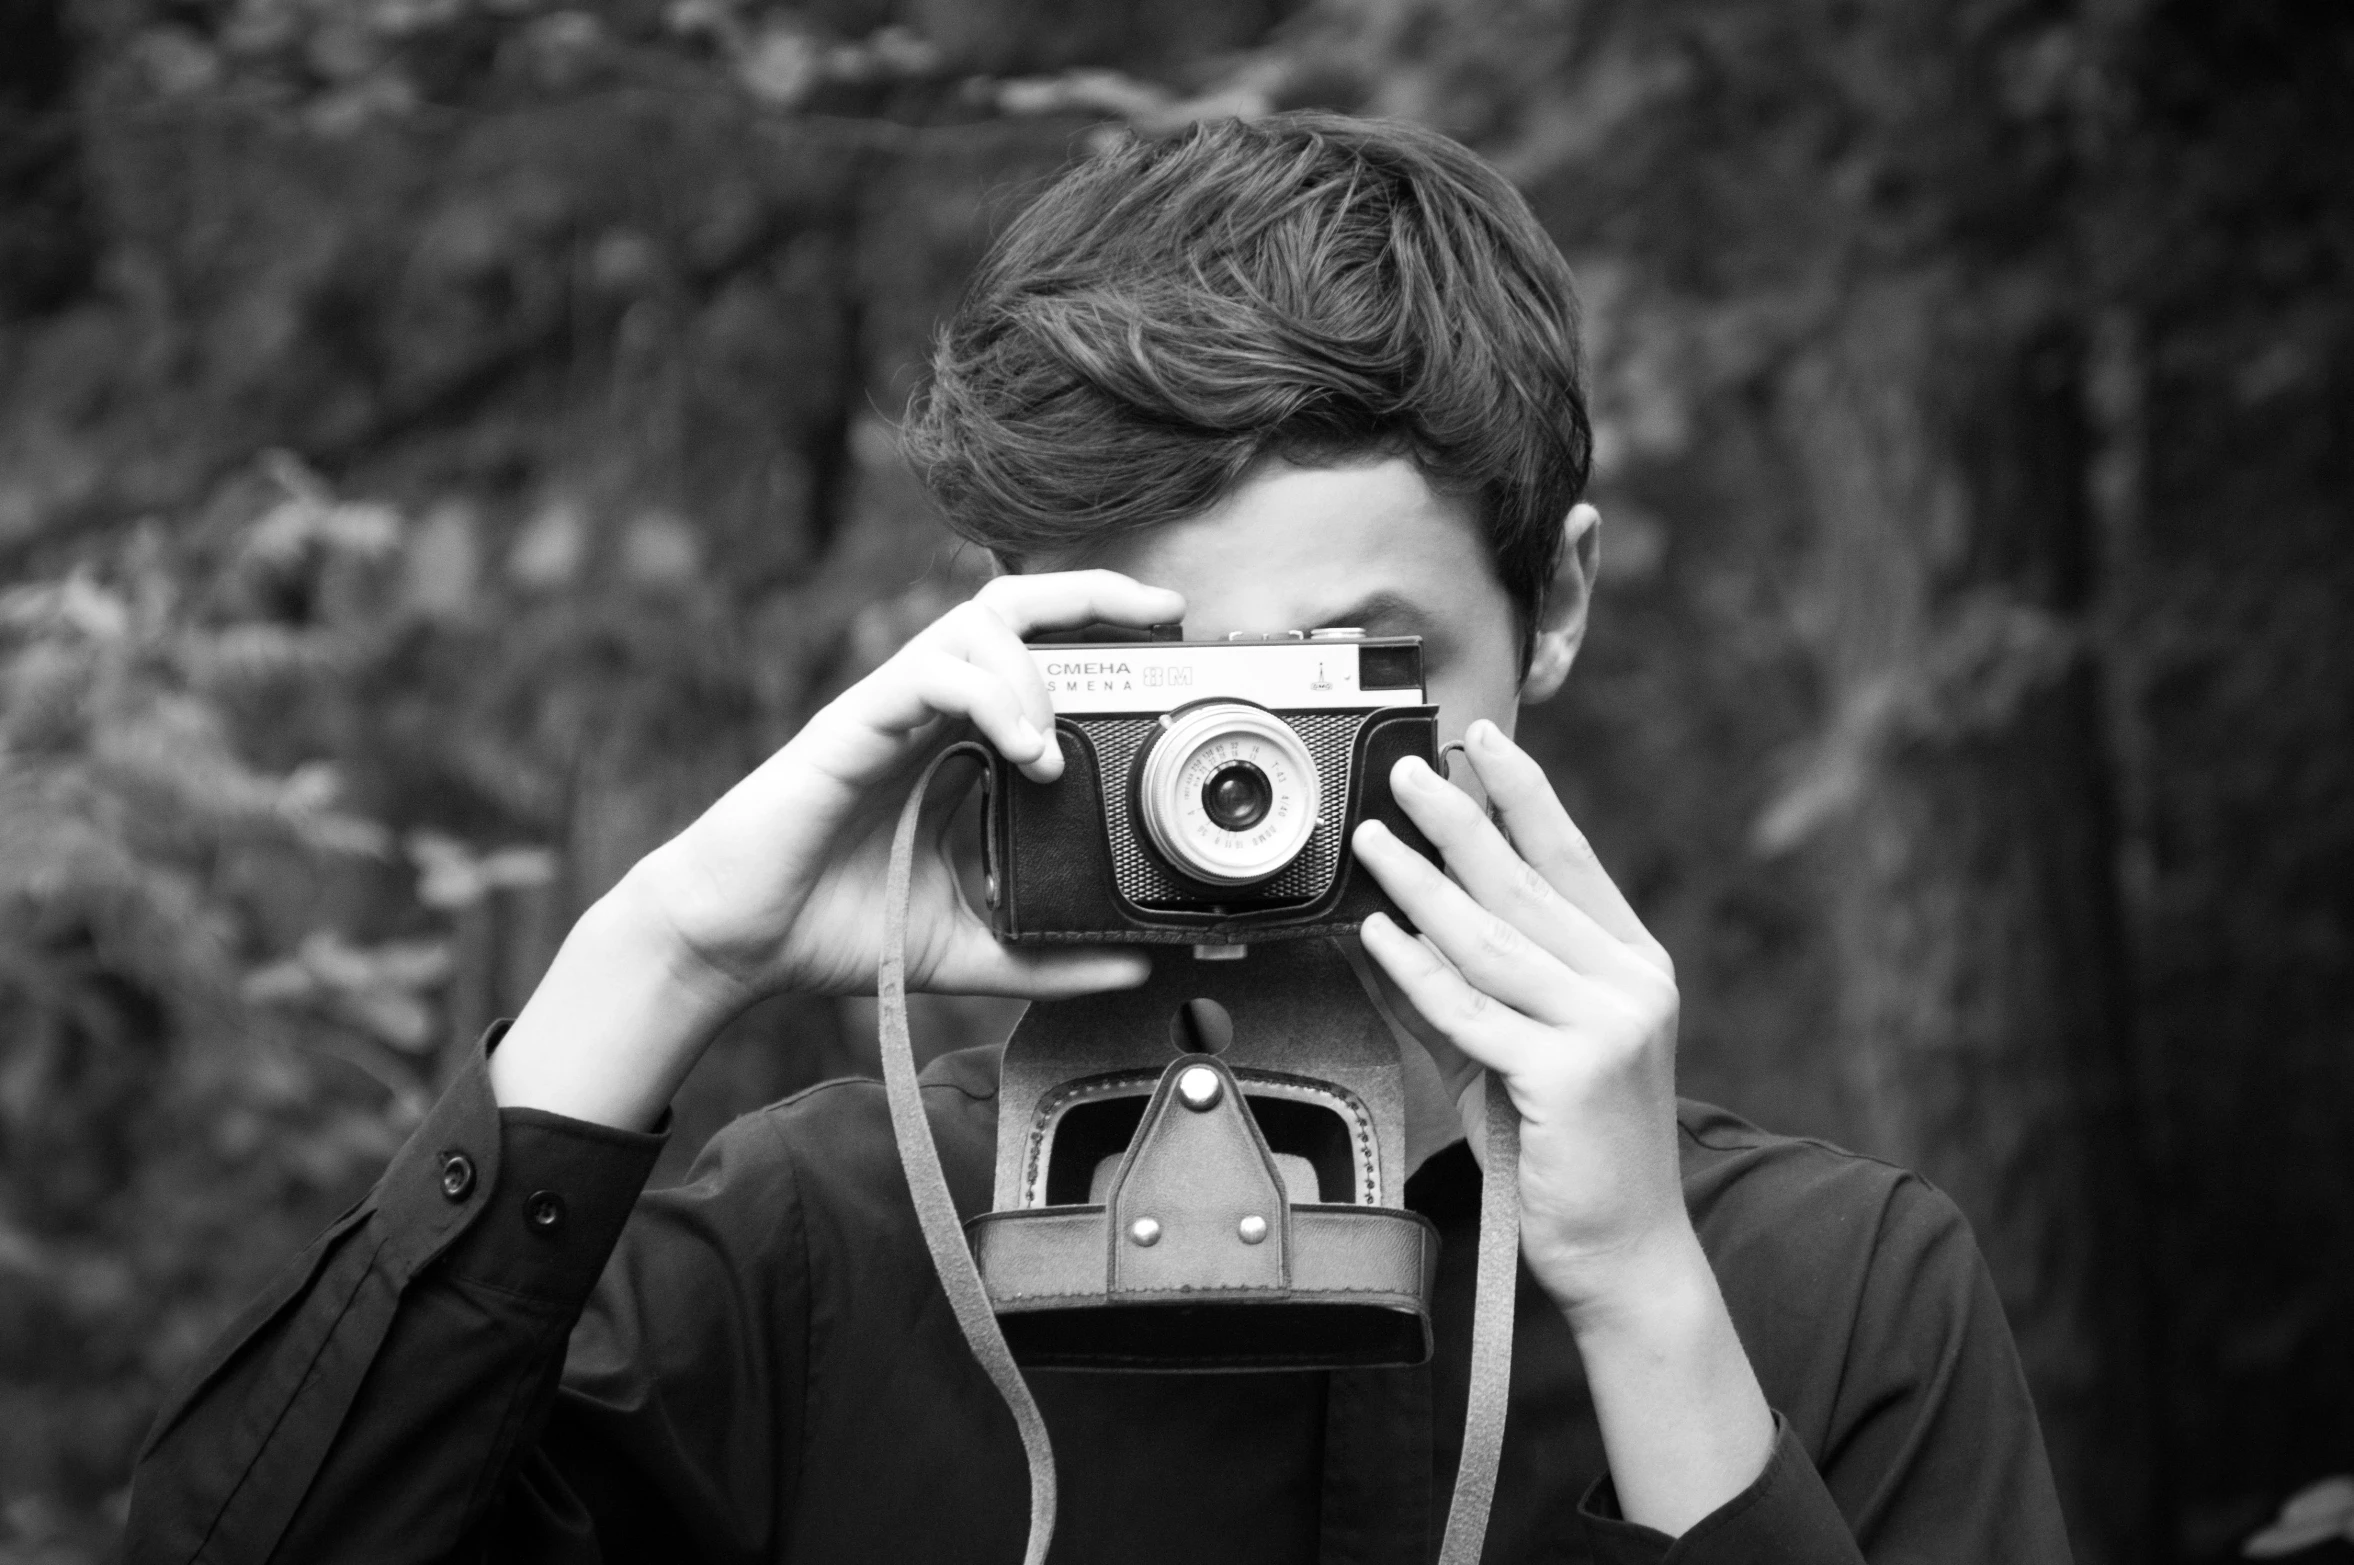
left=1558, top=1228, right=1778, bottom=1536
left=489, top=873, right=750, bottom=1130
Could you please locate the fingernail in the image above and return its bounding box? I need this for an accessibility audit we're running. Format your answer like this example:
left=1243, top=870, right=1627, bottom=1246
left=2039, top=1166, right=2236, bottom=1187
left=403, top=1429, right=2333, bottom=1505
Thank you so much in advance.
left=1013, top=717, right=1044, bottom=757
left=1471, top=719, right=1505, bottom=750
left=1398, top=755, right=1439, bottom=790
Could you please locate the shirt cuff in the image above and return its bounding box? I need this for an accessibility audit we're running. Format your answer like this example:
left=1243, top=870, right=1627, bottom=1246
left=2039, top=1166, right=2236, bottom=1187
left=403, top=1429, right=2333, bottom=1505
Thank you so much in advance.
left=1578, top=1414, right=1861, bottom=1565
left=377, top=1023, right=669, bottom=1306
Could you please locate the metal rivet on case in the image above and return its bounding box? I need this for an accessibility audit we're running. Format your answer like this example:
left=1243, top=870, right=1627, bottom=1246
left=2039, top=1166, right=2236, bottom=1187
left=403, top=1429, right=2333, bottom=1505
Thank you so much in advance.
left=1129, top=1217, right=1162, bottom=1247
left=1237, top=1215, right=1269, bottom=1245
left=1177, top=1065, right=1222, bottom=1111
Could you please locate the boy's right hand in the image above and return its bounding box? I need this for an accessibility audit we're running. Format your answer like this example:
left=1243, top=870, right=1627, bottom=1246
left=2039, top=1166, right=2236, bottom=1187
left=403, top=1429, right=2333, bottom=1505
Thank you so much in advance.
left=489, top=570, right=1181, bottom=1128
left=634, top=569, right=1179, bottom=1004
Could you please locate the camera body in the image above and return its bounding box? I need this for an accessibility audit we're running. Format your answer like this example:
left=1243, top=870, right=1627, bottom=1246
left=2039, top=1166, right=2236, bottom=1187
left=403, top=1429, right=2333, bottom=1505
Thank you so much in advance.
left=968, top=626, right=1448, bottom=1371
left=983, top=628, right=1440, bottom=945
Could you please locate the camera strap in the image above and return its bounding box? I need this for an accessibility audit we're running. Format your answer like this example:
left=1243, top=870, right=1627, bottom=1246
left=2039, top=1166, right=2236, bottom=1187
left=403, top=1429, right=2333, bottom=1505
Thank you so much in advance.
left=1446, top=1069, right=1521, bottom=1564
left=878, top=745, right=1521, bottom=1565
left=879, top=745, right=1059, bottom=1565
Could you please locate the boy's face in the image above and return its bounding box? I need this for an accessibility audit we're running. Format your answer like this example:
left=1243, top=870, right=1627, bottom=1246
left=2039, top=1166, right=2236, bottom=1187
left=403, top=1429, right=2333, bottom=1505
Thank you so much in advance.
left=1035, top=453, right=1599, bottom=1139
left=1045, top=456, right=1583, bottom=760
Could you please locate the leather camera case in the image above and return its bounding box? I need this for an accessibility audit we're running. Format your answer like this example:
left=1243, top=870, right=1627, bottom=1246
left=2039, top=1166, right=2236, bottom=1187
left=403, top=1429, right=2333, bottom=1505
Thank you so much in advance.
left=984, top=704, right=1442, bottom=946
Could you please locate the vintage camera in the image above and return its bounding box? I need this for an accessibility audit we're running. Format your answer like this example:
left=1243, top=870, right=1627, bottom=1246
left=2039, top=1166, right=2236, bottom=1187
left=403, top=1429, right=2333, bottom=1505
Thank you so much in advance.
left=982, top=626, right=1440, bottom=946
left=966, top=629, right=1448, bottom=1370
left=884, top=626, right=1513, bottom=1556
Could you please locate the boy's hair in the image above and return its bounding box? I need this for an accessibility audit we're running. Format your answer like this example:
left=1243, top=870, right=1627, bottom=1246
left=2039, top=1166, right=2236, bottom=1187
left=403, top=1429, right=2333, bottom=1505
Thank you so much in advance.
left=904, top=112, right=1593, bottom=652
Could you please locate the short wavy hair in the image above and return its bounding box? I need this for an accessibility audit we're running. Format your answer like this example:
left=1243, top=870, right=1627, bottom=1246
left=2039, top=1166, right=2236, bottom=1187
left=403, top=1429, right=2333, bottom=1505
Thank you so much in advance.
left=903, top=112, right=1592, bottom=651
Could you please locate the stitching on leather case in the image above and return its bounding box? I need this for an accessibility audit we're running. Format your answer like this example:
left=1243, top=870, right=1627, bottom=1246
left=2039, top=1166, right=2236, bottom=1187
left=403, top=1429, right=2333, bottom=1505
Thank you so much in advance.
left=993, top=1283, right=1426, bottom=1304
left=1228, top=1071, right=1381, bottom=1204
left=1015, top=919, right=1370, bottom=944
left=1018, top=1068, right=1383, bottom=1207
left=1019, top=1070, right=1164, bottom=1207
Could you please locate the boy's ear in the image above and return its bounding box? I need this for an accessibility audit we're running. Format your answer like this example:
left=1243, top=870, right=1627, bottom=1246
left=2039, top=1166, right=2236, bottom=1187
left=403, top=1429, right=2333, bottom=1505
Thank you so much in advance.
left=1520, top=504, right=1601, bottom=704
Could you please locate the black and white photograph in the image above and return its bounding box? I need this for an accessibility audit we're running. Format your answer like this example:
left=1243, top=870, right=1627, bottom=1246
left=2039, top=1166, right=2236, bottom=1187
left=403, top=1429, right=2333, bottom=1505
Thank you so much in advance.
left=0, top=1, right=2346, bottom=1561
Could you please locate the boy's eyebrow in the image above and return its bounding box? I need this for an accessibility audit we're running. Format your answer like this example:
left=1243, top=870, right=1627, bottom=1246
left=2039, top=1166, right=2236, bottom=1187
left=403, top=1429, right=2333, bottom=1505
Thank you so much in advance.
left=1309, top=590, right=1437, bottom=636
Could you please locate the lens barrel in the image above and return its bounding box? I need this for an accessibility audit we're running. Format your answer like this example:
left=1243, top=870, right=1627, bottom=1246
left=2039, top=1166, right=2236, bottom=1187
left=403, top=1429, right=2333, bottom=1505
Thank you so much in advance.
left=1138, top=703, right=1320, bottom=887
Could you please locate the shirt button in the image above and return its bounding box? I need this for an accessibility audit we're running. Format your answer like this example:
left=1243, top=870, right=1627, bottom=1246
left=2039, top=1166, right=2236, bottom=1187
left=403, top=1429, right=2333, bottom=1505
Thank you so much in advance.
left=525, top=1190, right=566, bottom=1234
left=439, top=1152, right=475, bottom=1202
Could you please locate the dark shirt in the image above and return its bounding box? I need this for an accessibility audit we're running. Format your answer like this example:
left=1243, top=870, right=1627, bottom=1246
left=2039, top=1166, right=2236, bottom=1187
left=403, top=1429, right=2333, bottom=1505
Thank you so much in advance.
left=127, top=1035, right=2070, bottom=1564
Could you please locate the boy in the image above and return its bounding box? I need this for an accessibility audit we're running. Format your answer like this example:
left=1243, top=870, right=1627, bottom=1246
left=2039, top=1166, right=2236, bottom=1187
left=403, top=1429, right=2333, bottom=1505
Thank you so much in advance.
left=128, top=114, right=2067, bottom=1563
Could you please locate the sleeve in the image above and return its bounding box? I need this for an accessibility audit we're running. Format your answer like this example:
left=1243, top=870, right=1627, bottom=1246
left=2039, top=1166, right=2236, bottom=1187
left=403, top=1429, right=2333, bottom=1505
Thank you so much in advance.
left=1577, top=1416, right=1862, bottom=1564
left=1574, top=1172, right=2072, bottom=1564
left=123, top=1030, right=666, bottom=1565
left=509, top=1099, right=820, bottom=1561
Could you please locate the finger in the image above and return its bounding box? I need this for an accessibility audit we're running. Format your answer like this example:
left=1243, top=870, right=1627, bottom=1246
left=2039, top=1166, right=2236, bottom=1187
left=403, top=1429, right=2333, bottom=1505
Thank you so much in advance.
left=1352, top=817, right=1591, bottom=1027
left=848, top=651, right=1059, bottom=783
left=971, top=570, right=1186, bottom=639
left=1384, top=752, right=1639, bottom=980
left=1460, top=720, right=1668, bottom=970
left=1359, top=910, right=1550, bottom=1077
left=924, top=925, right=1152, bottom=999
left=1352, top=937, right=1484, bottom=1101
left=926, top=600, right=1059, bottom=748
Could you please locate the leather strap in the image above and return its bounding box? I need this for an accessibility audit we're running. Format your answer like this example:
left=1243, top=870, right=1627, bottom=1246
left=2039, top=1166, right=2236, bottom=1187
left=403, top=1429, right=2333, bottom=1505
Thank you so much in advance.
left=880, top=745, right=1058, bottom=1565
left=1439, top=1070, right=1519, bottom=1564
left=877, top=747, right=1521, bottom=1565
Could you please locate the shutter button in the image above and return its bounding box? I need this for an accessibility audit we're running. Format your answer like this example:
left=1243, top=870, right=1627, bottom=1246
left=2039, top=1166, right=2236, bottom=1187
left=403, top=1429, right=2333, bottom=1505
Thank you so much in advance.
left=439, top=1152, right=475, bottom=1202
left=525, top=1190, right=566, bottom=1233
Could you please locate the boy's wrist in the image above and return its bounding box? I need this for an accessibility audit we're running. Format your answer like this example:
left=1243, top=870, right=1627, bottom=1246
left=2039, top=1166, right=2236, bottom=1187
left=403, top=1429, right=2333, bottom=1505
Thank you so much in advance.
left=488, top=878, right=750, bottom=1129
left=1550, top=1220, right=1779, bottom=1535
left=1545, top=1219, right=1719, bottom=1348
left=598, top=858, right=767, bottom=1018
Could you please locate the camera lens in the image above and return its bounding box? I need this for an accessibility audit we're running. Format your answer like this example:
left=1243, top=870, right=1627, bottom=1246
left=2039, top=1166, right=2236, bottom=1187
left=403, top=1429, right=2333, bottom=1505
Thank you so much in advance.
left=1202, top=763, right=1272, bottom=832
left=1137, top=702, right=1321, bottom=887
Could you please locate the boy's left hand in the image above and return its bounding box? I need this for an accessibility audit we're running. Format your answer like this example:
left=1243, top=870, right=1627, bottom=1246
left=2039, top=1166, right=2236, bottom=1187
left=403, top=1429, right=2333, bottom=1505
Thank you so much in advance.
left=1350, top=717, right=1691, bottom=1327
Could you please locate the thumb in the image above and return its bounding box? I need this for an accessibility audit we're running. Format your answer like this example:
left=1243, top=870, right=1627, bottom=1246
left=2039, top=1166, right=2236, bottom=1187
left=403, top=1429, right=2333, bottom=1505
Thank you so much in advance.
left=918, top=917, right=1152, bottom=1000
left=1457, top=1076, right=1491, bottom=1176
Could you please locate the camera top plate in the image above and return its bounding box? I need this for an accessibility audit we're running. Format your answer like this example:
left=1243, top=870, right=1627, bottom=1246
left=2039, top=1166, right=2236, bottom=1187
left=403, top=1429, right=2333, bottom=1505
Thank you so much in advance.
left=1025, top=635, right=1423, bottom=714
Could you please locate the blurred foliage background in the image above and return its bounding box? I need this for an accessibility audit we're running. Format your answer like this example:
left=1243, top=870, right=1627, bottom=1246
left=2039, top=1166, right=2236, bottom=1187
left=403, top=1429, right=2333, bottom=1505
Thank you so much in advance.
left=0, top=0, right=2347, bottom=1560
